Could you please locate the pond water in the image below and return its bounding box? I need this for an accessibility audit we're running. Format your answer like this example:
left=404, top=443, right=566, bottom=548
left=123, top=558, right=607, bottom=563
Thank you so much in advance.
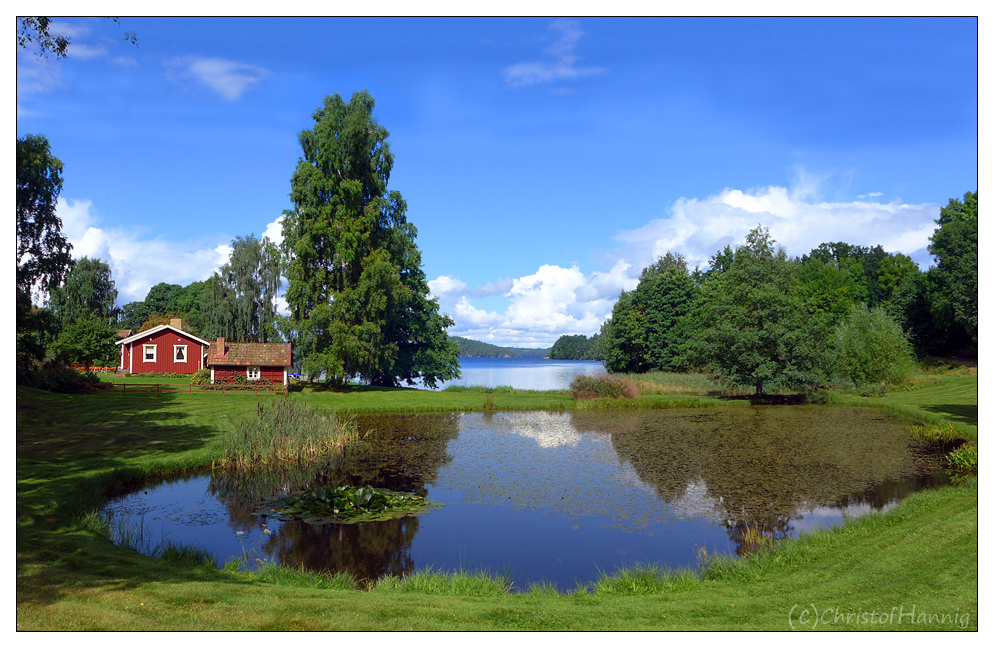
left=103, top=407, right=946, bottom=590
left=426, top=356, right=606, bottom=391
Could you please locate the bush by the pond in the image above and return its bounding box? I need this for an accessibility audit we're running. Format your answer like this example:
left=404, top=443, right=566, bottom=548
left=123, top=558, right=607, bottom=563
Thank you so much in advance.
left=833, top=304, right=916, bottom=385
left=569, top=374, right=639, bottom=400
left=17, top=361, right=102, bottom=393
left=215, top=397, right=357, bottom=469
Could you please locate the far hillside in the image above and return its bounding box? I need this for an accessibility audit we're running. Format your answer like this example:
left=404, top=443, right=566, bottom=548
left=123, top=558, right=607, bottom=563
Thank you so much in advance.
left=450, top=336, right=549, bottom=358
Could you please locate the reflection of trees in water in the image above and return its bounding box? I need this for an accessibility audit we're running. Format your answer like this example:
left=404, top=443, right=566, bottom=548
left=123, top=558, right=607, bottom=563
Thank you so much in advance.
left=331, top=413, right=461, bottom=495
left=207, top=413, right=460, bottom=582
left=258, top=515, right=420, bottom=585
left=573, top=406, right=944, bottom=553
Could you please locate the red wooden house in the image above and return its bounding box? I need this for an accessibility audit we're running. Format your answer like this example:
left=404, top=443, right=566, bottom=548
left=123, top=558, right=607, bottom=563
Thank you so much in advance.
left=208, top=337, right=292, bottom=387
left=116, top=320, right=211, bottom=375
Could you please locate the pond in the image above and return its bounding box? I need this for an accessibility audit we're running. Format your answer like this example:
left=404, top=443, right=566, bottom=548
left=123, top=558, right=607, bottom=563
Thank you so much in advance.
left=103, top=407, right=946, bottom=591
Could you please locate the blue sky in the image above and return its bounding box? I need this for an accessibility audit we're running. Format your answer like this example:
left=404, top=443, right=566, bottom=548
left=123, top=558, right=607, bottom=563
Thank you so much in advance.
left=16, top=17, right=978, bottom=347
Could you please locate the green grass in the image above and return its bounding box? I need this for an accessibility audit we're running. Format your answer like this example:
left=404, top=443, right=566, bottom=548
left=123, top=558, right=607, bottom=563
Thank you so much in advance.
left=16, top=371, right=977, bottom=630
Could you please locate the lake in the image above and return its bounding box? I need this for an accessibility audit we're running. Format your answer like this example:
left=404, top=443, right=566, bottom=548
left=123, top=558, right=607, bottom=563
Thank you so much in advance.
left=426, top=356, right=606, bottom=391
left=103, top=406, right=946, bottom=591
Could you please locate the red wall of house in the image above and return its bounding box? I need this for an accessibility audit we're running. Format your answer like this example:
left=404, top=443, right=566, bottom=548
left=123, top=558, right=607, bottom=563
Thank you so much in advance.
left=125, top=329, right=207, bottom=374
left=212, top=365, right=286, bottom=384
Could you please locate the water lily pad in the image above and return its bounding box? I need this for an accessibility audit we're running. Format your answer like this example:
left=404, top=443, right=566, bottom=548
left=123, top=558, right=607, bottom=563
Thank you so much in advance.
left=254, top=484, right=444, bottom=525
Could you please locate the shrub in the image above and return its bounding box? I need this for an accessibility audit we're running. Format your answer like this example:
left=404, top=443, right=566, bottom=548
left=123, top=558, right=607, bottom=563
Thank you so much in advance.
left=833, top=304, right=916, bottom=385
left=190, top=368, right=211, bottom=385
left=569, top=374, right=639, bottom=400
left=17, top=361, right=98, bottom=394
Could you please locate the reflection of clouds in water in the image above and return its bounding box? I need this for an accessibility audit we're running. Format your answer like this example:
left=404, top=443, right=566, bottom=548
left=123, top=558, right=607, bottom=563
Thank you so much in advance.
left=790, top=500, right=896, bottom=536
left=439, top=412, right=675, bottom=530
left=508, top=411, right=582, bottom=448
left=668, top=478, right=724, bottom=523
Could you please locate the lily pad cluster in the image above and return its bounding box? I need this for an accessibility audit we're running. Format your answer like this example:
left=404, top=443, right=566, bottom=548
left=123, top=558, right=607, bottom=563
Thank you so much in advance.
left=255, top=484, right=442, bottom=525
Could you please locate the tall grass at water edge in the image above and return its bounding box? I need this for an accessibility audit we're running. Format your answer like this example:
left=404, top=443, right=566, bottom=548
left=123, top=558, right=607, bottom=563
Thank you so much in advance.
left=214, top=397, right=358, bottom=470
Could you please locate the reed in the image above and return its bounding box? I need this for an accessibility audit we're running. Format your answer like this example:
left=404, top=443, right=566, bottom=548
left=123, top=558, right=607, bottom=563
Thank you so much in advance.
left=214, top=397, right=358, bottom=470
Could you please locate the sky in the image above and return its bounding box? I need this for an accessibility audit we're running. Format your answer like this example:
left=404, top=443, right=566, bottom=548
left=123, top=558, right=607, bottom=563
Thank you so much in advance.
left=15, top=16, right=979, bottom=348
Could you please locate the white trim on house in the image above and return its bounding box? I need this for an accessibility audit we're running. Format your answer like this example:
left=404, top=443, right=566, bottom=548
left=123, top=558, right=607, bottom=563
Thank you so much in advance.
left=143, top=344, right=157, bottom=363
left=174, top=344, right=188, bottom=363
left=247, top=366, right=261, bottom=381
left=115, top=324, right=211, bottom=347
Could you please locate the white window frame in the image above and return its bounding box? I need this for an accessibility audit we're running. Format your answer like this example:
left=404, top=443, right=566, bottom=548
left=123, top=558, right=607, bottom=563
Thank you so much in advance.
left=143, top=344, right=157, bottom=363
left=174, top=344, right=188, bottom=363
left=247, top=366, right=261, bottom=381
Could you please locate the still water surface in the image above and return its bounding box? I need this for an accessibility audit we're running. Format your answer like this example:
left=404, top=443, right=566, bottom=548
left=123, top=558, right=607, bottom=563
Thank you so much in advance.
left=426, top=356, right=605, bottom=391
left=104, top=407, right=944, bottom=590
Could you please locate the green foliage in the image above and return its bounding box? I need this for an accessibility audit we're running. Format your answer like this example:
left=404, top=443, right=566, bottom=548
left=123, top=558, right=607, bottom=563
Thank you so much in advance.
left=801, top=241, right=911, bottom=308
left=259, top=484, right=441, bottom=525
left=548, top=333, right=602, bottom=360
left=569, top=374, right=639, bottom=400
left=281, top=90, right=459, bottom=388
left=946, top=443, right=977, bottom=476
left=602, top=252, right=695, bottom=373
left=199, top=235, right=281, bottom=343
left=796, top=257, right=868, bottom=327
left=684, top=227, right=824, bottom=396
left=190, top=368, right=211, bottom=385
left=928, top=191, right=978, bottom=341
left=16, top=290, right=59, bottom=367
left=48, top=256, right=118, bottom=327
left=17, top=134, right=72, bottom=299
left=50, top=315, right=119, bottom=370
left=833, top=304, right=916, bottom=385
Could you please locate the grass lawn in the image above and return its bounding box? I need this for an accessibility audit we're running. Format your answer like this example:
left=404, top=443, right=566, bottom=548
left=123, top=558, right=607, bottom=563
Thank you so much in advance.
left=16, top=373, right=978, bottom=630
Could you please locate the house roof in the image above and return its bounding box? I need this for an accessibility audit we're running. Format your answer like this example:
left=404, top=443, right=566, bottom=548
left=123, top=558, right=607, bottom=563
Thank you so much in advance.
left=208, top=341, right=292, bottom=367
left=115, top=324, right=211, bottom=347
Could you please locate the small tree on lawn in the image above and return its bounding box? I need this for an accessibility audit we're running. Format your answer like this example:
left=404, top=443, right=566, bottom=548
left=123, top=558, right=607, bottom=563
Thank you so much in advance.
left=683, top=226, right=824, bottom=396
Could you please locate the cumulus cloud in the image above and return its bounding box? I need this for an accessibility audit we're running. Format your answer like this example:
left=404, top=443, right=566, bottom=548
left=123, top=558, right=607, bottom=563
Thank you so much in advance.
left=436, top=180, right=940, bottom=348
left=165, top=56, right=269, bottom=101
left=262, top=215, right=285, bottom=246
left=502, top=19, right=605, bottom=89
left=612, top=185, right=940, bottom=272
left=57, top=198, right=235, bottom=304
left=431, top=259, right=639, bottom=348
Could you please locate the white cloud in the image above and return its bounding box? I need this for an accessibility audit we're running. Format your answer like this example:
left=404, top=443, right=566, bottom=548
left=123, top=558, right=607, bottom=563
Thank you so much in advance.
left=432, top=260, right=639, bottom=348
left=16, top=55, right=62, bottom=98
left=57, top=198, right=234, bottom=304
left=262, top=215, right=285, bottom=246
left=502, top=19, right=605, bottom=89
left=166, top=56, right=270, bottom=101
left=612, top=185, right=940, bottom=272
left=428, top=275, right=469, bottom=298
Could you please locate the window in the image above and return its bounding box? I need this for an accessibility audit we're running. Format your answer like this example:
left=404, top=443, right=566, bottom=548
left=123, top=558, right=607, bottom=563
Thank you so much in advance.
left=174, top=345, right=187, bottom=363
left=247, top=367, right=261, bottom=381
left=143, top=345, right=157, bottom=362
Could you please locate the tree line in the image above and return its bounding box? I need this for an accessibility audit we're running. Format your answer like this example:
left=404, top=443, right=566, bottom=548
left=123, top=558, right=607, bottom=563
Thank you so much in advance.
left=550, top=197, right=977, bottom=395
